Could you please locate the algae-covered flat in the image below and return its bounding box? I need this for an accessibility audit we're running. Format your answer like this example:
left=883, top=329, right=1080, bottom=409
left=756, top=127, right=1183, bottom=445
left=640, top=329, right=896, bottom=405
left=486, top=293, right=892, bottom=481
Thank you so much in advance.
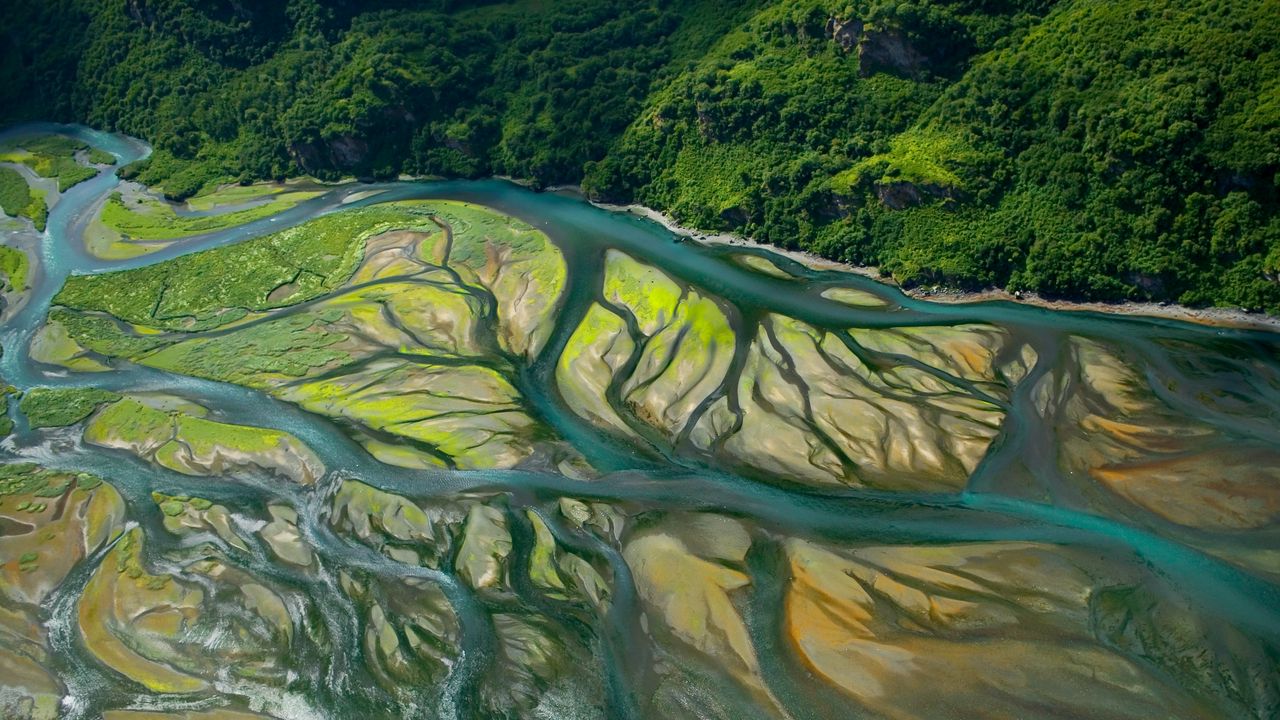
left=91, top=182, right=323, bottom=250
left=52, top=200, right=575, bottom=470
left=0, top=463, right=124, bottom=719
left=84, top=395, right=325, bottom=484
left=14, top=160, right=1280, bottom=720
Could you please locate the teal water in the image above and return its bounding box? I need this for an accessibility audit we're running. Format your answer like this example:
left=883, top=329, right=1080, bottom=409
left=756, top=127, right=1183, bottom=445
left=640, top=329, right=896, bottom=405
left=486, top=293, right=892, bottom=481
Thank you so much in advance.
left=2, top=124, right=1279, bottom=719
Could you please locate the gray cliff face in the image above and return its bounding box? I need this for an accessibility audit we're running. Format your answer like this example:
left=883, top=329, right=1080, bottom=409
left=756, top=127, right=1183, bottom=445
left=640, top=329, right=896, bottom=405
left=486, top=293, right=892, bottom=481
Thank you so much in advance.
left=288, top=134, right=370, bottom=173
left=858, top=27, right=931, bottom=77
left=875, top=180, right=954, bottom=210
left=825, top=16, right=933, bottom=78
left=328, top=134, right=369, bottom=168
left=827, top=17, right=863, bottom=52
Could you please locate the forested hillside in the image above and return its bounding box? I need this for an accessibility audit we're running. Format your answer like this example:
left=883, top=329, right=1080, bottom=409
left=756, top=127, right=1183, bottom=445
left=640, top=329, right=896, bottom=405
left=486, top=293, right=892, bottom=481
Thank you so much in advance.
left=3, top=0, right=1278, bottom=311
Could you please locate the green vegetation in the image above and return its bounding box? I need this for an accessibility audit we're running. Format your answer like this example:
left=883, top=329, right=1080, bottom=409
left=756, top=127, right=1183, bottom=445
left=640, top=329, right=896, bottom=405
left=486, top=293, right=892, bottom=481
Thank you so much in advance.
left=0, top=386, right=13, bottom=437
left=4, top=0, right=1277, bottom=309
left=152, top=492, right=214, bottom=518
left=143, top=311, right=349, bottom=386
left=87, top=147, right=116, bottom=165
left=55, top=204, right=433, bottom=329
left=45, top=309, right=170, bottom=358
left=19, top=387, right=122, bottom=428
left=100, top=188, right=321, bottom=241
left=832, top=126, right=987, bottom=195
left=26, top=188, right=48, bottom=231
left=0, top=462, right=100, bottom=497
left=188, top=182, right=291, bottom=210
left=585, top=0, right=1280, bottom=310
left=1, top=0, right=748, bottom=196
left=0, top=167, right=29, bottom=215
left=0, top=167, right=48, bottom=230
left=86, top=398, right=173, bottom=448
left=0, top=246, right=28, bottom=292
left=0, top=343, right=9, bottom=436
left=0, top=135, right=98, bottom=191
left=83, top=396, right=326, bottom=483
left=56, top=165, right=96, bottom=191
left=88, top=397, right=297, bottom=457
left=52, top=199, right=568, bottom=470
left=176, top=412, right=301, bottom=458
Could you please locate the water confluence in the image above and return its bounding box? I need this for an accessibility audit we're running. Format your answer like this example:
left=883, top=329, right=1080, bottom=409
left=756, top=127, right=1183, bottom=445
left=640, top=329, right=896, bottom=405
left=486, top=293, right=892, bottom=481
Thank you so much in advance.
left=2, top=124, right=1279, bottom=720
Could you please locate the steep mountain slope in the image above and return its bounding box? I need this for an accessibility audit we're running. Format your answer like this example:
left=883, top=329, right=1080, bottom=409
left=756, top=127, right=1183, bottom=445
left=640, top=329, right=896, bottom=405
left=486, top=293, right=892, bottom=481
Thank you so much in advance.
left=2, top=0, right=1277, bottom=310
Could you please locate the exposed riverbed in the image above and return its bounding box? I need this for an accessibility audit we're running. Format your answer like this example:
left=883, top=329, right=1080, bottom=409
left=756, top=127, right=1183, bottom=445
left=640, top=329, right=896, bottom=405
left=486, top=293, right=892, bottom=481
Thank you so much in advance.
left=2, top=124, right=1279, bottom=720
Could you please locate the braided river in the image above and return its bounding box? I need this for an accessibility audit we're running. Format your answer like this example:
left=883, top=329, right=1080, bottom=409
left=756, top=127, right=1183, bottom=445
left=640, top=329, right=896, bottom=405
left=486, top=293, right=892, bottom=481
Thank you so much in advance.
left=1, top=124, right=1278, bottom=720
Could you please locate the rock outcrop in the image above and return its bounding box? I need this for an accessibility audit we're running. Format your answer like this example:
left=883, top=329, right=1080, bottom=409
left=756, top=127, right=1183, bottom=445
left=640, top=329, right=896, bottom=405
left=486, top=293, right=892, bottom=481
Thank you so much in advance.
left=826, top=17, right=935, bottom=77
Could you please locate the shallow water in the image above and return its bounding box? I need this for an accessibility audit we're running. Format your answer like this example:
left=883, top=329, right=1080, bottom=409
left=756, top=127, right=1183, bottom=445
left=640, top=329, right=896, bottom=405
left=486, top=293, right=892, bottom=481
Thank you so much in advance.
left=2, top=125, right=1279, bottom=720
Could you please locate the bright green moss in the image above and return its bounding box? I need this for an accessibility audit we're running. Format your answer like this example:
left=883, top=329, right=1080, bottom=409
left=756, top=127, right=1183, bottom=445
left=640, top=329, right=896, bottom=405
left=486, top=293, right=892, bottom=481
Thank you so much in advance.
left=83, top=398, right=172, bottom=447
left=100, top=188, right=321, bottom=241
left=0, top=246, right=28, bottom=292
left=1, top=135, right=98, bottom=191
left=141, top=310, right=348, bottom=386
left=175, top=413, right=289, bottom=455
left=186, top=182, right=290, bottom=211
left=54, top=204, right=438, bottom=330
left=833, top=126, right=988, bottom=193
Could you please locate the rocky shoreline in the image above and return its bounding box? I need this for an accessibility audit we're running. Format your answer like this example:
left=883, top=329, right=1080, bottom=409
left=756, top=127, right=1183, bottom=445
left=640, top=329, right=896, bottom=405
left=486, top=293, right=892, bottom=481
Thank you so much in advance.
left=586, top=195, right=1280, bottom=333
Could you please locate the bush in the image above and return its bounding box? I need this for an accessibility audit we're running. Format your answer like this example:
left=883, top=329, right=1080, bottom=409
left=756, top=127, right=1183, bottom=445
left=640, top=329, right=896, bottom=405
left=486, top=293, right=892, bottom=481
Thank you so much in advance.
left=18, top=387, right=122, bottom=428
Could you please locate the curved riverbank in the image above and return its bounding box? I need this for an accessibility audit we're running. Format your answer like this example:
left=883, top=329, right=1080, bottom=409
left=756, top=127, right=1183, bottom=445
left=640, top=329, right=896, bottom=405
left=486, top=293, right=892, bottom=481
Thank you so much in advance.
left=591, top=197, right=1280, bottom=332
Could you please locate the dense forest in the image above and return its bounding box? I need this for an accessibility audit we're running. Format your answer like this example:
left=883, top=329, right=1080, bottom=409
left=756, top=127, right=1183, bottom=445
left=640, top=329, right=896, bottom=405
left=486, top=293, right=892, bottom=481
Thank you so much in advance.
left=2, top=0, right=1278, bottom=311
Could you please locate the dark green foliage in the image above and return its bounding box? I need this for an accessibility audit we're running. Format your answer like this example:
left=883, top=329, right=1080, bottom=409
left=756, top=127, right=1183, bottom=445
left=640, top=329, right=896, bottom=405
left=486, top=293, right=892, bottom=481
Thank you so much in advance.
left=47, top=309, right=171, bottom=357
left=586, top=0, right=1280, bottom=311
left=2, top=134, right=99, bottom=190
left=0, top=462, right=102, bottom=496
left=2, top=0, right=745, bottom=194
left=18, top=387, right=122, bottom=428
left=0, top=395, right=11, bottom=436
left=19, top=135, right=82, bottom=157
left=87, top=147, right=116, bottom=165
left=4, top=0, right=1278, bottom=311
left=0, top=168, right=47, bottom=229
left=0, top=167, right=31, bottom=217
left=120, top=149, right=230, bottom=199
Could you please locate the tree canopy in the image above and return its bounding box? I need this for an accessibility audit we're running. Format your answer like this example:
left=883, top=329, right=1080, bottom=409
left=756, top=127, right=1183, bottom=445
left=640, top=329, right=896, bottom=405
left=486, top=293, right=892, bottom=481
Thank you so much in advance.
left=4, top=0, right=1277, bottom=311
